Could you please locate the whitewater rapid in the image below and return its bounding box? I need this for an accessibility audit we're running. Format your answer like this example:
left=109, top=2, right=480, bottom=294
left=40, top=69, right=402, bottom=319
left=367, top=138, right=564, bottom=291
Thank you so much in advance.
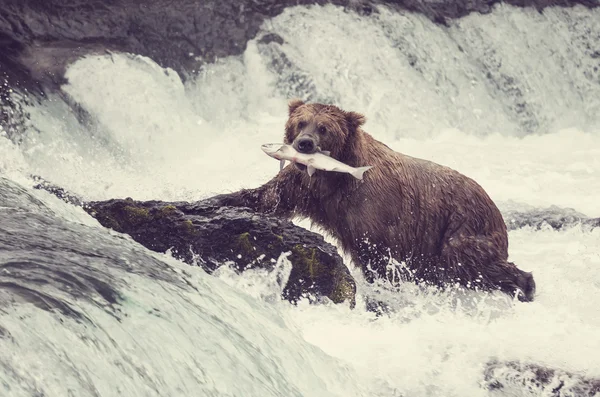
left=1, top=3, right=599, bottom=397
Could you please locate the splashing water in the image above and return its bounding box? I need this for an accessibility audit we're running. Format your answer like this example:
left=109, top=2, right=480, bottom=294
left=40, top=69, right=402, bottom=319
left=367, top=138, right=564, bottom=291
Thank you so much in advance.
left=1, top=3, right=600, bottom=396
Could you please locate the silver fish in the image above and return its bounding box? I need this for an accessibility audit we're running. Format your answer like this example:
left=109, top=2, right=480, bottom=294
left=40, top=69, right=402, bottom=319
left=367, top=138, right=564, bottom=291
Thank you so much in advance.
left=261, top=143, right=373, bottom=180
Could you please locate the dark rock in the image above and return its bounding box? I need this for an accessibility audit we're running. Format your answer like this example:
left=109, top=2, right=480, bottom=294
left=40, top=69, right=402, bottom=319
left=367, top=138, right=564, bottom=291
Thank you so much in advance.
left=0, top=0, right=333, bottom=94
left=31, top=176, right=356, bottom=306
left=484, top=360, right=600, bottom=396
left=83, top=197, right=357, bottom=306
left=29, top=178, right=598, bottom=310
left=502, top=205, right=600, bottom=231
left=1, top=0, right=597, bottom=97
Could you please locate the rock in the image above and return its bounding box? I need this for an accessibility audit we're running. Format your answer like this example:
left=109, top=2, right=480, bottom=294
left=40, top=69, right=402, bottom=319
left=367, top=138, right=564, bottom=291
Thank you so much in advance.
left=501, top=205, right=600, bottom=231
left=29, top=178, right=598, bottom=310
left=484, top=360, right=600, bottom=396
left=83, top=197, right=356, bottom=307
left=0, top=0, right=336, bottom=94
left=1, top=0, right=597, bottom=95
left=2, top=0, right=598, bottom=137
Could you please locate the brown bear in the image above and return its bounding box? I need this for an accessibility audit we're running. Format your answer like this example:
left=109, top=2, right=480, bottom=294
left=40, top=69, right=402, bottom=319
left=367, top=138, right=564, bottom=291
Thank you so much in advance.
left=212, top=99, right=536, bottom=302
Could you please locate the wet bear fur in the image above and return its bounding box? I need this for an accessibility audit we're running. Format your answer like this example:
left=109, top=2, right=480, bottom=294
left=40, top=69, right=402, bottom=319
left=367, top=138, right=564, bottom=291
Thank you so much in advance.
left=213, top=99, right=536, bottom=302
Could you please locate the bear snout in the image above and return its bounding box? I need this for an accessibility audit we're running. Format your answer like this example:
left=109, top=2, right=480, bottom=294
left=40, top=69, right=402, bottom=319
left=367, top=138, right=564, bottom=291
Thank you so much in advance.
left=296, top=138, right=316, bottom=154
left=293, top=133, right=319, bottom=154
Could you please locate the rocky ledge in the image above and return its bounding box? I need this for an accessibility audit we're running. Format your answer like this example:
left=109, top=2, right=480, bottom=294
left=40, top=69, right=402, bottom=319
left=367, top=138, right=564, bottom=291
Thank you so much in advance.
left=32, top=177, right=600, bottom=309
left=1, top=0, right=598, bottom=95
left=28, top=180, right=600, bottom=395
left=503, top=205, right=600, bottom=231
left=484, top=360, right=600, bottom=396
left=83, top=197, right=356, bottom=307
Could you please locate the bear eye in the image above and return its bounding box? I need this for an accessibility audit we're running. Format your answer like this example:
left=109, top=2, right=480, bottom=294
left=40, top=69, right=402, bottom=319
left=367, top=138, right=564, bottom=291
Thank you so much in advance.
left=318, top=126, right=327, bottom=134
left=297, top=121, right=307, bottom=130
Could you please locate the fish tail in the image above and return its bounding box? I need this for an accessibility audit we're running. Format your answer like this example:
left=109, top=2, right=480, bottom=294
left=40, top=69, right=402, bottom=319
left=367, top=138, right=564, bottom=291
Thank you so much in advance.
left=352, top=166, right=374, bottom=180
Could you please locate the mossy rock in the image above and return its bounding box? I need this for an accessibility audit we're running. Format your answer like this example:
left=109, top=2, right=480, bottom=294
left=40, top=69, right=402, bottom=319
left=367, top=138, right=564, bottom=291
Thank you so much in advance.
left=83, top=198, right=356, bottom=306
left=122, top=205, right=150, bottom=226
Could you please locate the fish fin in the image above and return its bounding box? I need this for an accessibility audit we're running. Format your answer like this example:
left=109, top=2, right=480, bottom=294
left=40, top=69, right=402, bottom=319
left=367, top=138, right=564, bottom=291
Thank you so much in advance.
left=351, top=166, right=374, bottom=180
left=279, top=160, right=287, bottom=171
left=307, top=165, right=316, bottom=177
left=320, top=150, right=331, bottom=156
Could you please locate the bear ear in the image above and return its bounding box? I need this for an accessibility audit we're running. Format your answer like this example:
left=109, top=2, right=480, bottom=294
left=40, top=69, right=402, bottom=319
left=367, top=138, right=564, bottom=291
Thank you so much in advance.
left=345, top=111, right=366, bottom=130
left=288, top=98, right=305, bottom=116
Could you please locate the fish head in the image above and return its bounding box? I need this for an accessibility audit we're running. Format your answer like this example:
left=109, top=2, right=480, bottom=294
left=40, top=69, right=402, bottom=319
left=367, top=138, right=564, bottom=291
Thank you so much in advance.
left=261, top=143, right=285, bottom=158
left=261, top=143, right=297, bottom=160
left=261, top=143, right=282, bottom=154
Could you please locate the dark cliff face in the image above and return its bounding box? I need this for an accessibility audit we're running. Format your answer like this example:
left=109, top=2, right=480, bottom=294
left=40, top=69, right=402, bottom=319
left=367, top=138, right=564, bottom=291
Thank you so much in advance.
left=0, top=0, right=342, bottom=92
left=1, top=0, right=598, bottom=135
left=1, top=0, right=598, bottom=93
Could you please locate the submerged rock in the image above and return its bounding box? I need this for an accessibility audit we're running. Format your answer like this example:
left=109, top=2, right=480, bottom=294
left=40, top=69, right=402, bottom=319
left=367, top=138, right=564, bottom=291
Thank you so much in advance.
left=484, top=360, right=600, bottom=396
left=83, top=198, right=356, bottom=307
left=501, top=205, right=600, bottom=231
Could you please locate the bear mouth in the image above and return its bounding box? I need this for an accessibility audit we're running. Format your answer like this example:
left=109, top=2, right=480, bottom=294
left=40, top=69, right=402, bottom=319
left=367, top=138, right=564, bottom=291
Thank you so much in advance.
left=294, top=163, right=307, bottom=171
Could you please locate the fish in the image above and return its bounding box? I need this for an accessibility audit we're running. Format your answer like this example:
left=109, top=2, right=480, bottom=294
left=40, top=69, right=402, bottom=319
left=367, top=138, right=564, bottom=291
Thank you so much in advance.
left=261, top=143, right=374, bottom=180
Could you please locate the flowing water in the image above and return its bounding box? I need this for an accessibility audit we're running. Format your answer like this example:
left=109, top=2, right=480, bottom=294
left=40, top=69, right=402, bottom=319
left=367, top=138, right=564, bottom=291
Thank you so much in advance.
left=1, top=3, right=600, bottom=396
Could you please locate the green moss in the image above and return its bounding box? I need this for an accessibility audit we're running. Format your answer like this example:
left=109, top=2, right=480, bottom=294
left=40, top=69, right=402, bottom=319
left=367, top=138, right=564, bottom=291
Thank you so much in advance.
left=291, top=244, right=323, bottom=278
left=290, top=244, right=356, bottom=305
left=236, top=232, right=254, bottom=256
left=328, top=275, right=356, bottom=305
left=123, top=205, right=150, bottom=226
left=265, top=234, right=283, bottom=252
left=157, top=205, right=177, bottom=217
left=181, top=219, right=198, bottom=236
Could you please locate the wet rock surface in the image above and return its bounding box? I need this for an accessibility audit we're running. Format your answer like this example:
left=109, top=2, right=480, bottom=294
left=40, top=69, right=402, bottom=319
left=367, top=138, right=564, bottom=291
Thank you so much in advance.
left=1, top=0, right=598, bottom=137
left=502, top=205, right=600, bottom=231
left=83, top=197, right=357, bottom=306
left=1, top=0, right=597, bottom=94
left=31, top=176, right=600, bottom=309
left=484, top=360, right=600, bottom=396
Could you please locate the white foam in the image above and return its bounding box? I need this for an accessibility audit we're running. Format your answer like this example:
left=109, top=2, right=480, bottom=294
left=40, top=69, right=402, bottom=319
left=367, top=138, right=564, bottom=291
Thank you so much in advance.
left=284, top=226, right=600, bottom=396
left=2, top=3, right=599, bottom=396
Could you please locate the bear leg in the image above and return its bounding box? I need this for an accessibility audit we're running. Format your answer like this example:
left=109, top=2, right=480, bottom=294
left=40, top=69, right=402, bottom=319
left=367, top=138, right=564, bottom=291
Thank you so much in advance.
left=440, top=234, right=535, bottom=302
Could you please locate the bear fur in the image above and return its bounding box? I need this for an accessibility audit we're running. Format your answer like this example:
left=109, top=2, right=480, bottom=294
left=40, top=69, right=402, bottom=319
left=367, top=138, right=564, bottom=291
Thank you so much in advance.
left=213, top=100, right=536, bottom=302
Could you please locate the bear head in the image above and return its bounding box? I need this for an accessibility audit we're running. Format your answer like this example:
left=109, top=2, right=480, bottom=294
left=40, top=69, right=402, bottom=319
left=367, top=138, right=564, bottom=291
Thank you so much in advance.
left=284, top=99, right=366, bottom=166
